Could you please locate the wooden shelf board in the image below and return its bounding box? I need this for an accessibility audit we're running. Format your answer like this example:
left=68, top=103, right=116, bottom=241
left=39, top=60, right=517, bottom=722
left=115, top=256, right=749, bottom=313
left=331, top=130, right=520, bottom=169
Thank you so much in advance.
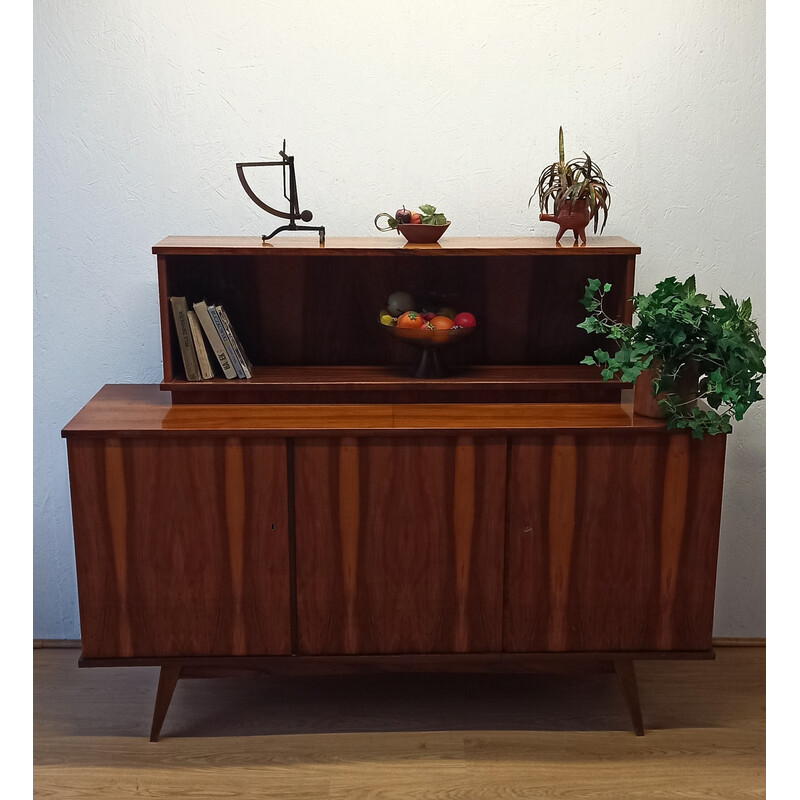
left=62, top=385, right=669, bottom=438
left=160, top=365, right=629, bottom=393
left=153, top=235, right=640, bottom=256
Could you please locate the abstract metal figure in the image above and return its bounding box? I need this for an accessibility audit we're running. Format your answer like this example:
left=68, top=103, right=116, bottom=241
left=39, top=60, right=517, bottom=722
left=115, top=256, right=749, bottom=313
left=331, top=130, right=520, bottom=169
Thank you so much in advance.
left=236, top=140, right=325, bottom=244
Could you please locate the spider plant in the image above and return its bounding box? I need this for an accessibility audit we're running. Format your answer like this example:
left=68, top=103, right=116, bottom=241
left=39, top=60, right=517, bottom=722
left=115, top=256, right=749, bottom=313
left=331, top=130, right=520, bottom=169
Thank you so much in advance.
left=530, top=127, right=612, bottom=234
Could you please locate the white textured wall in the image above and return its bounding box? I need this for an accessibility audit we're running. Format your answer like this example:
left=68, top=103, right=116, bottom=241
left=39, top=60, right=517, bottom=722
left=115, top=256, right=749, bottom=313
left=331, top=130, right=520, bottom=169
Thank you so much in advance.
left=33, top=0, right=765, bottom=638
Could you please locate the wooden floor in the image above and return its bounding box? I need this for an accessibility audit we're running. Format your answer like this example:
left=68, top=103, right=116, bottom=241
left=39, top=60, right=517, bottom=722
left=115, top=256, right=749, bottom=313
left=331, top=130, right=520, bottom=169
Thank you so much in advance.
left=34, top=646, right=765, bottom=799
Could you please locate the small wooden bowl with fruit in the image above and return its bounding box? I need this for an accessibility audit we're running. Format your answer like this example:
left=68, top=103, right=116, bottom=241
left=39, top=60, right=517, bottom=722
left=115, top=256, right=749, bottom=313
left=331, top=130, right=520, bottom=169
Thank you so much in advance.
left=375, top=204, right=451, bottom=244
left=379, top=291, right=476, bottom=378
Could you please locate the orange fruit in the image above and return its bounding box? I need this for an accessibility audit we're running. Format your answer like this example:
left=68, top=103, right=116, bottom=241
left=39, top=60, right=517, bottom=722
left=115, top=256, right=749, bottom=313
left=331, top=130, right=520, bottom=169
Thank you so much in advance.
left=396, top=310, right=425, bottom=329
left=429, top=315, right=454, bottom=330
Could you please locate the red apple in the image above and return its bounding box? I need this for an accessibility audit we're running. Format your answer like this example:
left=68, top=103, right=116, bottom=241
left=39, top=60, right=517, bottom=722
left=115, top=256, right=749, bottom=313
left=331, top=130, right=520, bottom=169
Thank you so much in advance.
left=410, top=212, right=422, bottom=224
left=395, top=207, right=412, bottom=224
left=453, top=312, right=476, bottom=328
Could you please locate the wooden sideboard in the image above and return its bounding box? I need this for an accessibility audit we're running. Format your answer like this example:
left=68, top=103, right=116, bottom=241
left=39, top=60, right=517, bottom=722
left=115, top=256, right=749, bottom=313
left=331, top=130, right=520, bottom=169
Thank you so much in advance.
left=62, top=237, right=727, bottom=740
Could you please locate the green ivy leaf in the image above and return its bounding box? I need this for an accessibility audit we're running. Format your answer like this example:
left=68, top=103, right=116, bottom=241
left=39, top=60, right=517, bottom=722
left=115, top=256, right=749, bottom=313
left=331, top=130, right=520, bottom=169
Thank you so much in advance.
left=620, top=367, right=642, bottom=382
left=577, top=271, right=765, bottom=438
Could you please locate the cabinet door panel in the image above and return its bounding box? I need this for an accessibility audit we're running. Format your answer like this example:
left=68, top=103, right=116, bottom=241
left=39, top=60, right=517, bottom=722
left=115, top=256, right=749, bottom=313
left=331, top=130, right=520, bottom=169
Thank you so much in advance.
left=68, top=437, right=291, bottom=658
left=294, top=436, right=506, bottom=654
left=504, top=432, right=726, bottom=652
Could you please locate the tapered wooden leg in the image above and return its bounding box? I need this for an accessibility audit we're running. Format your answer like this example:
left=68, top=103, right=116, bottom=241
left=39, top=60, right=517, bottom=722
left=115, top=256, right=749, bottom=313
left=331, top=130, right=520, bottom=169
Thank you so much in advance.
left=150, top=665, right=182, bottom=742
left=614, top=660, right=645, bottom=736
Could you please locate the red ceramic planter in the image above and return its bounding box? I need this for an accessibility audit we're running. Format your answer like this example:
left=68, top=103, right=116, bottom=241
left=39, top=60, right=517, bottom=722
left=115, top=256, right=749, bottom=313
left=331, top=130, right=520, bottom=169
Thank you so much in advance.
left=540, top=198, right=592, bottom=244
left=633, top=363, right=699, bottom=418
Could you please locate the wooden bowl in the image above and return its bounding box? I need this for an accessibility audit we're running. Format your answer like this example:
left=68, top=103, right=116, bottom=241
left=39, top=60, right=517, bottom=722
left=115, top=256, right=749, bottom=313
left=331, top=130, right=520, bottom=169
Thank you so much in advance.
left=396, top=222, right=450, bottom=243
left=384, top=323, right=474, bottom=347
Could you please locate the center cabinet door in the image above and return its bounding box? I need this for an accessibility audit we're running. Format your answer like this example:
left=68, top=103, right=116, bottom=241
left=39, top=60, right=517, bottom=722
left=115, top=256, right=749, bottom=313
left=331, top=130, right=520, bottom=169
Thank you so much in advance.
left=293, top=436, right=507, bottom=655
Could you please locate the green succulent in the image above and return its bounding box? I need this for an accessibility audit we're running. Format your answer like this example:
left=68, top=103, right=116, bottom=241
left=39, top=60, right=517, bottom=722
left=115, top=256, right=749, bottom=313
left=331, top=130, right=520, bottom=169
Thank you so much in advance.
left=578, top=275, right=766, bottom=438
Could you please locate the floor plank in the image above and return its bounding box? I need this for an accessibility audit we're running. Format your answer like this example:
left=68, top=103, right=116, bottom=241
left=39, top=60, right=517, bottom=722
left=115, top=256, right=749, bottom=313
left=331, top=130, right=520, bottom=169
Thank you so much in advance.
left=34, top=647, right=765, bottom=799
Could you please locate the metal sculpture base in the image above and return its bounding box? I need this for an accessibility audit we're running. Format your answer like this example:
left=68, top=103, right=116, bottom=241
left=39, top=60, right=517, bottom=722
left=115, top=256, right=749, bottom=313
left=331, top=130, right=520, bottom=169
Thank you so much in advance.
left=263, top=224, right=325, bottom=245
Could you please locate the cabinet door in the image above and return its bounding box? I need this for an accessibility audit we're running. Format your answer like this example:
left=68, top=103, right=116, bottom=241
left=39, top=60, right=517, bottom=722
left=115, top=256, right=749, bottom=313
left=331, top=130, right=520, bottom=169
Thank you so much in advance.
left=504, top=432, right=727, bottom=653
left=68, top=437, right=291, bottom=658
left=294, top=436, right=507, bottom=654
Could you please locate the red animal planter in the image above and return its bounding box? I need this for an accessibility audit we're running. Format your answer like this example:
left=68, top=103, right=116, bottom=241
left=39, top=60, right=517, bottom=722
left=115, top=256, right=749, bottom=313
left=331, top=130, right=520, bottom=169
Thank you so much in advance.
left=540, top=198, right=592, bottom=244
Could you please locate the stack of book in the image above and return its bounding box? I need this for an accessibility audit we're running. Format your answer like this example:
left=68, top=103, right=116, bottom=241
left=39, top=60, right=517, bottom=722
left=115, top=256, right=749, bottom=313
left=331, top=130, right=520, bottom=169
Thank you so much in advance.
left=169, top=297, right=253, bottom=381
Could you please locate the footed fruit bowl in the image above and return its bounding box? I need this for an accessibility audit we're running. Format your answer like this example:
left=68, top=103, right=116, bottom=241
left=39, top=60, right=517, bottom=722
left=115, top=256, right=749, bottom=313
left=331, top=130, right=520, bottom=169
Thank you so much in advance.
left=383, top=322, right=475, bottom=378
left=379, top=296, right=477, bottom=378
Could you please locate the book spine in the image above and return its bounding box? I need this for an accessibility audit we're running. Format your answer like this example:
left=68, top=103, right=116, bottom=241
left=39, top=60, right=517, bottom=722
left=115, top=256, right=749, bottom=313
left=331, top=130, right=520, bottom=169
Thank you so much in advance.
left=187, top=309, right=215, bottom=380
left=216, top=306, right=252, bottom=379
left=220, top=308, right=253, bottom=374
left=192, top=301, right=238, bottom=379
left=169, top=297, right=201, bottom=381
left=207, top=305, right=245, bottom=379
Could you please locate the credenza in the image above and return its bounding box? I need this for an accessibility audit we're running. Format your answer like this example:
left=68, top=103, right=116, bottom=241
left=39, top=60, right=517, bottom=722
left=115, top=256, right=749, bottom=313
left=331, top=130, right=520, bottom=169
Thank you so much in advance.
left=62, top=237, right=727, bottom=740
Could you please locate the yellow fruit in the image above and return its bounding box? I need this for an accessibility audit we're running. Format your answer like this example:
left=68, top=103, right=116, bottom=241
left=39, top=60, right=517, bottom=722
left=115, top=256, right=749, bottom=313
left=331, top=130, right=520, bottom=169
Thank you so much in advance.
left=379, top=310, right=396, bottom=327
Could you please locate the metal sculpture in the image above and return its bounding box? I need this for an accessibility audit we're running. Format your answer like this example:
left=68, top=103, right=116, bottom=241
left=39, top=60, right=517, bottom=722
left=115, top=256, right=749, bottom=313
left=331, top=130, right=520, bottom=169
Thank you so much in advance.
left=236, top=141, right=325, bottom=244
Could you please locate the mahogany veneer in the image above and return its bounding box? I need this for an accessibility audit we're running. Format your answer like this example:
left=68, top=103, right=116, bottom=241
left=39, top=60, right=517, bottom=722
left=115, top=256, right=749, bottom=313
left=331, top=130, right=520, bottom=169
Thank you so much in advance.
left=153, top=236, right=639, bottom=404
left=152, top=235, right=641, bottom=255
left=62, top=237, right=728, bottom=741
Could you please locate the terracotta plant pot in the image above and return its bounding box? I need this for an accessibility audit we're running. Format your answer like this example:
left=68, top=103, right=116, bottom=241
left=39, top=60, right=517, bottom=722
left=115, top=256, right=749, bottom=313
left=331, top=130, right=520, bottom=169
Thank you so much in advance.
left=633, top=361, right=699, bottom=419
left=540, top=198, right=592, bottom=244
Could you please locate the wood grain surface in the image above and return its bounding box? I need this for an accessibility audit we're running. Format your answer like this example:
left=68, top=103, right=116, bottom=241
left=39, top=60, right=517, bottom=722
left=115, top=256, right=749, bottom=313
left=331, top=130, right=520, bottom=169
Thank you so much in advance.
left=67, top=437, right=292, bottom=658
left=163, top=364, right=628, bottom=405
left=34, top=646, right=765, bottom=799
left=503, top=432, right=727, bottom=652
left=294, top=436, right=507, bottom=654
left=152, top=235, right=641, bottom=254
left=62, top=384, right=669, bottom=437
left=65, top=389, right=727, bottom=662
left=156, top=247, right=634, bottom=379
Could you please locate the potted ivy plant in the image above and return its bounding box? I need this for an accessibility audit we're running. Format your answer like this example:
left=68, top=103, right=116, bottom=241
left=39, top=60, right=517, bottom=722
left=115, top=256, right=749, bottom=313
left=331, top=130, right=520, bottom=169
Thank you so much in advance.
left=578, top=275, right=766, bottom=438
left=531, top=126, right=612, bottom=243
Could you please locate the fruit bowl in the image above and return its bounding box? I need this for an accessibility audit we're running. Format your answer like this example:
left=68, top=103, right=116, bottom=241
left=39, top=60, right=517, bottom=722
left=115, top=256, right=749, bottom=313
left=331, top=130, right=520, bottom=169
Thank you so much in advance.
left=385, top=324, right=474, bottom=347
left=396, top=222, right=450, bottom=244
left=382, top=320, right=475, bottom=378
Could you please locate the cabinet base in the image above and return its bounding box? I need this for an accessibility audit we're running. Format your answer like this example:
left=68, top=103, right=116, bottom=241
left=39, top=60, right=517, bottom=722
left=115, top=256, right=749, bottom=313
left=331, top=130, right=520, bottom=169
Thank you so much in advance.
left=79, top=650, right=714, bottom=741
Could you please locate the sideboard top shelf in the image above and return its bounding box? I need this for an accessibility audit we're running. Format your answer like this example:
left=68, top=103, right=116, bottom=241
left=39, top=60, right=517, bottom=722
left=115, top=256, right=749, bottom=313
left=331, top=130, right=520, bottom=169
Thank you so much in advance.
left=62, top=385, right=671, bottom=438
left=152, top=236, right=641, bottom=256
